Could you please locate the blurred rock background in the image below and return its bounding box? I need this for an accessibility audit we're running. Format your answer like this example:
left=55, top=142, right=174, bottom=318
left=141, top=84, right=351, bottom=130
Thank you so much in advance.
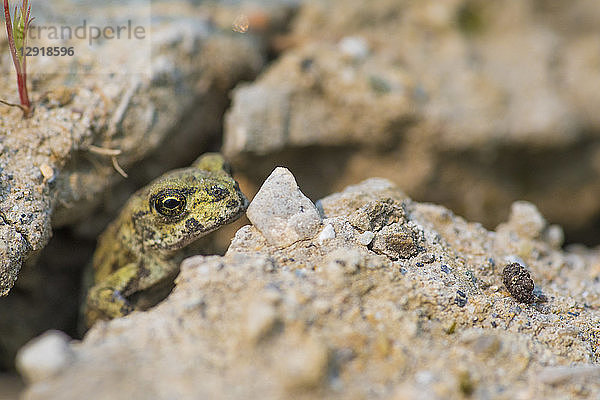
left=224, top=0, right=600, bottom=244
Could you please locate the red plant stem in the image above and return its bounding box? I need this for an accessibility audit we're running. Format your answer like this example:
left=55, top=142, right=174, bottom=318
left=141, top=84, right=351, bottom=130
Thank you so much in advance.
left=17, top=73, right=29, bottom=109
left=20, top=2, right=31, bottom=112
left=3, top=0, right=31, bottom=116
left=3, top=1, right=20, bottom=76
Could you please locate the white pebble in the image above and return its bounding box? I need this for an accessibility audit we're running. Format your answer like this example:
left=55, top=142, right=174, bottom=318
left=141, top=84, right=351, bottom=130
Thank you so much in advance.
left=318, top=224, right=336, bottom=244
left=358, top=231, right=375, bottom=246
left=16, top=330, right=75, bottom=384
left=338, top=36, right=369, bottom=61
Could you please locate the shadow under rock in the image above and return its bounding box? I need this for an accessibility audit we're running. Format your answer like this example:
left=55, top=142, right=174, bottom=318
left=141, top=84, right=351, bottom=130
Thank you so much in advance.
left=0, top=228, right=92, bottom=371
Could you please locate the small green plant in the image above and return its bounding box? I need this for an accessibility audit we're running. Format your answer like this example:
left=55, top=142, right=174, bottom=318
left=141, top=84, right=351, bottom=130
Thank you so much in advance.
left=1, top=0, right=33, bottom=117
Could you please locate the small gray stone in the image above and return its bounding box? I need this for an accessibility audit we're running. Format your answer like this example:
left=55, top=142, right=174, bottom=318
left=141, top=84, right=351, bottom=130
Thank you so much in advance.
left=247, top=167, right=322, bottom=248
left=318, top=224, right=336, bottom=244
left=16, top=331, right=75, bottom=384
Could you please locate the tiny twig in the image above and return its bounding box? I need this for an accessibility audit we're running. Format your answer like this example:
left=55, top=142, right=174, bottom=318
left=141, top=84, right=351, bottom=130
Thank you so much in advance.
left=0, top=98, right=26, bottom=111
left=111, top=156, right=128, bottom=178
left=86, top=145, right=128, bottom=178
left=87, top=144, right=123, bottom=156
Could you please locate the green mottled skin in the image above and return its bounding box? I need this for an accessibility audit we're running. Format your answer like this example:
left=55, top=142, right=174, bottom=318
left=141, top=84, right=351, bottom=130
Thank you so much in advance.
left=85, top=153, right=248, bottom=327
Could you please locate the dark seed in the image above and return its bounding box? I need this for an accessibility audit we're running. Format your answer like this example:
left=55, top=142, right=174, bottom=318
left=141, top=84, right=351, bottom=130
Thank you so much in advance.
left=502, top=263, right=535, bottom=304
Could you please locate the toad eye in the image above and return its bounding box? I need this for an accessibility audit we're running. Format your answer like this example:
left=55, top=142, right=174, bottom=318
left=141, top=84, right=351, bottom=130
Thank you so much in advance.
left=152, top=189, right=187, bottom=217
left=207, top=185, right=229, bottom=201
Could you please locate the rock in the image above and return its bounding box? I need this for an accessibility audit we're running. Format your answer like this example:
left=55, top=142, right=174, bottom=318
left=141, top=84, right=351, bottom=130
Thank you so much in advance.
left=543, top=224, right=565, bottom=249
left=498, top=201, right=547, bottom=240
left=278, top=335, right=329, bottom=391
left=0, top=227, right=28, bottom=297
left=244, top=299, right=280, bottom=344
left=19, top=178, right=600, bottom=399
left=317, top=178, right=407, bottom=219
left=223, top=86, right=293, bottom=156
left=371, top=222, right=422, bottom=260
left=537, top=365, right=600, bottom=385
left=15, top=331, right=74, bottom=384
left=348, top=198, right=406, bottom=232
left=246, top=167, right=322, bottom=247
left=323, top=248, right=362, bottom=275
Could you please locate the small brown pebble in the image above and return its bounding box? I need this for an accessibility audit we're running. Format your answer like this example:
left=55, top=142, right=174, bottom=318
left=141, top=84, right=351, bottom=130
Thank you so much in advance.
left=502, top=263, right=535, bottom=303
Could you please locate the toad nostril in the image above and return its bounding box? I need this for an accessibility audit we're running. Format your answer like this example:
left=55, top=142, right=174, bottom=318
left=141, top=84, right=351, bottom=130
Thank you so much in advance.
left=208, top=185, right=229, bottom=201
left=226, top=199, right=239, bottom=209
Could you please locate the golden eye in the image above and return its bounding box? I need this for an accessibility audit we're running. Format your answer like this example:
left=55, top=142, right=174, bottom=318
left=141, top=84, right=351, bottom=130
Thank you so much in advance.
left=152, top=189, right=187, bottom=217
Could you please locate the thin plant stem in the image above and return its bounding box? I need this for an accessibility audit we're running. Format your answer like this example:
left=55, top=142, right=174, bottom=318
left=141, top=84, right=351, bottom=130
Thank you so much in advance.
left=2, top=0, right=32, bottom=117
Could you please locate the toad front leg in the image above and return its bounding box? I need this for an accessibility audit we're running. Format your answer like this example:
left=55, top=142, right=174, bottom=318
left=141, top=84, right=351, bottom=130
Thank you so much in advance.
left=84, top=263, right=140, bottom=327
left=85, top=256, right=178, bottom=327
